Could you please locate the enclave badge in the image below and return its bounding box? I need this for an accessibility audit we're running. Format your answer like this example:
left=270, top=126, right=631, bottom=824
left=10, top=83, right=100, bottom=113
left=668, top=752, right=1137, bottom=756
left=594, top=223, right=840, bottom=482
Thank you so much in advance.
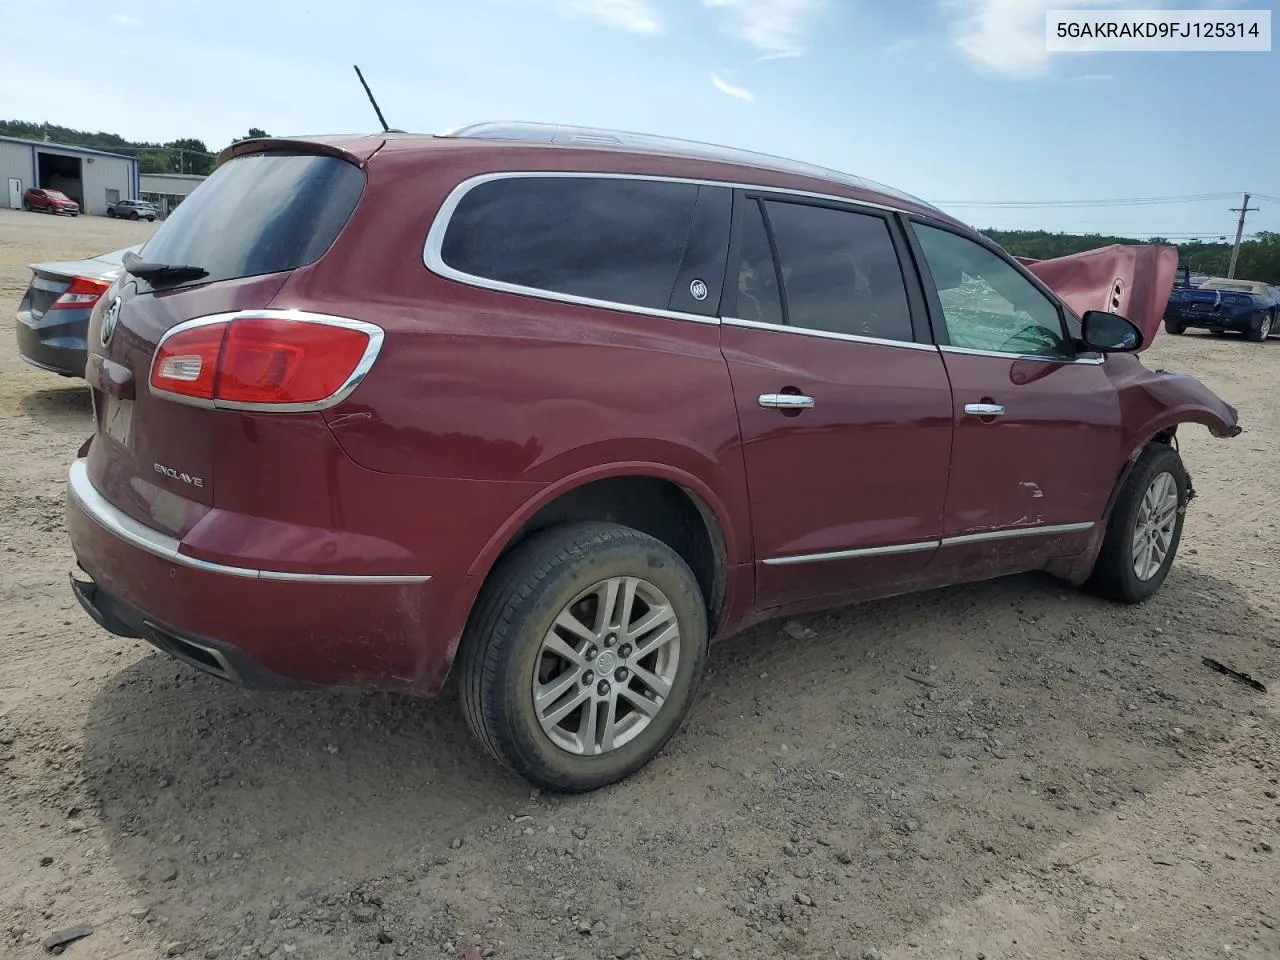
left=100, top=296, right=122, bottom=348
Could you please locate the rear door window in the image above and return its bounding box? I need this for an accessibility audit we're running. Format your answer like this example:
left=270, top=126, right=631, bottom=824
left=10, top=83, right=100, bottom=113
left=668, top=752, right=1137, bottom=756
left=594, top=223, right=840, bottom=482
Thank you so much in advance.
left=137, top=152, right=365, bottom=287
left=437, top=176, right=730, bottom=316
left=759, top=200, right=915, bottom=342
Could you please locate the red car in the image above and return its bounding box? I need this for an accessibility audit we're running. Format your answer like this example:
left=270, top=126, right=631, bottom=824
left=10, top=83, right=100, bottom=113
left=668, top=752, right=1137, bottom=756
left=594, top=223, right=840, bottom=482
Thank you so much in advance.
left=23, top=187, right=80, bottom=216
left=65, top=124, right=1241, bottom=792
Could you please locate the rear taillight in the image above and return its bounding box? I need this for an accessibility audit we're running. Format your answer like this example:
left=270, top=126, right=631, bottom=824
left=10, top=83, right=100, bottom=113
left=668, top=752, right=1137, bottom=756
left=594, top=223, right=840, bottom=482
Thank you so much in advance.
left=149, top=311, right=382, bottom=411
left=51, top=276, right=111, bottom=309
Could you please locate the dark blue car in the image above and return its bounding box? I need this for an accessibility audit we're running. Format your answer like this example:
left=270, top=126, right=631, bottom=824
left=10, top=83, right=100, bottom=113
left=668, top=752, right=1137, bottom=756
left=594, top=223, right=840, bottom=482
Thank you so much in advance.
left=1165, top=277, right=1280, bottom=342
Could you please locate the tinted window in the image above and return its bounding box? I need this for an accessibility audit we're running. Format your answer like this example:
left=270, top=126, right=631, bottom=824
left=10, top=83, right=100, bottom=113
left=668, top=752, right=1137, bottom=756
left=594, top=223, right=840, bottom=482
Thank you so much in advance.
left=731, top=200, right=783, bottom=326
left=763, top=201, right=914, bottom=342
left=667, top=185, right=732, bottom=316
left=138, top=152, right=364, bottom=287
left=440, top=177, right=700, bottom=312
left=912, top=224, right=1070, bottom=359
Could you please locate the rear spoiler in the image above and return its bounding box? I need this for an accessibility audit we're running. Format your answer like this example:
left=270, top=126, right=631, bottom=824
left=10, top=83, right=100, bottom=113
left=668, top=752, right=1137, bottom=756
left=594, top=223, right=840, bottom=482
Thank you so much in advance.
left=1020, top=243, right=1179, bottom=350
left=216, top=134, right=387, bottom=169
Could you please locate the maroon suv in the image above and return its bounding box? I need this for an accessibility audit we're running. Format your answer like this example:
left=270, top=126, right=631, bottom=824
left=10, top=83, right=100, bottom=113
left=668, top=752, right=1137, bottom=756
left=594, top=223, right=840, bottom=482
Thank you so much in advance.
left=65, top=123, right=1240, bottom=792
left=23, top=187, right=80, bottom=216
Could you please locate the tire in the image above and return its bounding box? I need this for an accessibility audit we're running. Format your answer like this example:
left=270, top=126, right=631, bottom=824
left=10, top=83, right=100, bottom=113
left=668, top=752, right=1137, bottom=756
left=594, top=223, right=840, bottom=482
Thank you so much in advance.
left=1084, top=444, right=1189, bottom=604
left=1246, top=311, right=1272, bottom=342
left=459, top=521, right=708, bottom=793
left=21, top=201, right=30, bottom=211
left=106, top=208, right=115, bottom=218
left=129, top=210, right=139, bottom=221
left=1163, top=319, right=1186, bottom=335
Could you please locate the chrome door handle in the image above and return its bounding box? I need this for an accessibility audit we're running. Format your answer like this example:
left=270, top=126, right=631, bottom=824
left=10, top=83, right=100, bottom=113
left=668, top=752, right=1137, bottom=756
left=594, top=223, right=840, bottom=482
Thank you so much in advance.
left=759, top=393, right=815, bottom=410
left=964, top=402, right=1005, bottom=417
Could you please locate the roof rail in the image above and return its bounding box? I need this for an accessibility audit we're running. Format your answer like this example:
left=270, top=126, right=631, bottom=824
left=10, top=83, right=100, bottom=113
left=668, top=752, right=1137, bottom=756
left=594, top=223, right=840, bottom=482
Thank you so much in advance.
left=438, top=121, right=936, bottom=211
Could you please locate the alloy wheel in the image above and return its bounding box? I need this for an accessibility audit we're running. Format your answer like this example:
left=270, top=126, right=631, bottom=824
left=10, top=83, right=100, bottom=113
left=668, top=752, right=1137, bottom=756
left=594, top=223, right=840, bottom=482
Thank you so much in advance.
left=532, top=576, right=681, bottom=756
left=1131, top=471, right=1179, bottom=581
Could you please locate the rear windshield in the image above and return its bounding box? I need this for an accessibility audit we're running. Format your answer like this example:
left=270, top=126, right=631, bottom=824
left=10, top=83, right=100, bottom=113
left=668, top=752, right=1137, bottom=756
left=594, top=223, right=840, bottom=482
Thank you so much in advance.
left=137, top=152, right=364, bottom=286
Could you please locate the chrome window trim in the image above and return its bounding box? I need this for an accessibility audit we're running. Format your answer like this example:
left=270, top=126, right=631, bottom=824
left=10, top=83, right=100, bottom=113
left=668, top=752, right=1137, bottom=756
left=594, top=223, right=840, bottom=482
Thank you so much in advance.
left=67, top=460, right=430, bottom=584
left=762, top=521, right=1095, bottom=566
left=939, top=344, right=1105, bottom=366
left=422, top=170, right=912, bottom=326
left=148, top=309, right=385, bottom=413
left=722, top=316, right=939, bottom=352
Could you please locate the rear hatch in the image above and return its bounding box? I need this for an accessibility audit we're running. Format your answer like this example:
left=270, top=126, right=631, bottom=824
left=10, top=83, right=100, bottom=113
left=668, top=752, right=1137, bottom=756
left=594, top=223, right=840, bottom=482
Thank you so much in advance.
left=83, top=147, right=368, bottom=537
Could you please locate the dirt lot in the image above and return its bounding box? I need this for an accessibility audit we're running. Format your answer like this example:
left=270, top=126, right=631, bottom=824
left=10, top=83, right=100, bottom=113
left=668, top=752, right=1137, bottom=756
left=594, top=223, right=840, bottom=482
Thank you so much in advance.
left=1, top=207, right=1277, bottom=960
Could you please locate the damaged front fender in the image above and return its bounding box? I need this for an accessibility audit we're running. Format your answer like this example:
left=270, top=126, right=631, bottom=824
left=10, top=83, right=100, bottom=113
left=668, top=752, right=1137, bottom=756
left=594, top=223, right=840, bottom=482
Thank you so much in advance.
left=1115, top=358, right=1242, bottom=454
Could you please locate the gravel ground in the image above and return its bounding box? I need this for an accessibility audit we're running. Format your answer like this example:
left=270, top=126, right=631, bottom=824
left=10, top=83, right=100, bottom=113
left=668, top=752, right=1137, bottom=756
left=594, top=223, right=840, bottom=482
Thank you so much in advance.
left=1, top=207, right=1278, bottom=960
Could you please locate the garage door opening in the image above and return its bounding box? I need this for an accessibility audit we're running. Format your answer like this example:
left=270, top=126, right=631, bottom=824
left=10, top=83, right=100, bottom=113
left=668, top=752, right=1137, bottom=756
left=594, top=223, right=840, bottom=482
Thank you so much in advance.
left=37, top=152, right=83, bottom=209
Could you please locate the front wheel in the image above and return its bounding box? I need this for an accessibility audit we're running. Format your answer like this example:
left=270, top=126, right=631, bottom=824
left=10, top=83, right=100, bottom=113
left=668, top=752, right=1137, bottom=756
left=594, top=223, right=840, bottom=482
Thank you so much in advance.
left=459, top=522, right=708, bottom=793
left=106, top=208, right=115, bottom=218
left=1084, top=444, right=1188, bottom=603
left=1246, top=311, right=1272, bottom=342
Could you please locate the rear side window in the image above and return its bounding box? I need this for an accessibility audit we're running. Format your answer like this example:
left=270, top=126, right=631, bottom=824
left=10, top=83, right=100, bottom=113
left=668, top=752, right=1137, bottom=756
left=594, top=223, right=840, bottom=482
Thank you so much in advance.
left=138, top=152, right=364, bottom=286
left=762, top=200, right=915, bottom=342
left=438, top=176, right=726, bottom=315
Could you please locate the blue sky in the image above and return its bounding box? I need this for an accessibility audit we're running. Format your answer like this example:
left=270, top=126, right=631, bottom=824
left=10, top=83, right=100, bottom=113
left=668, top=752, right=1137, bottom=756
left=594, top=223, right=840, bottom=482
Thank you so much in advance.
left=1, top=0, right=1275, bottom=238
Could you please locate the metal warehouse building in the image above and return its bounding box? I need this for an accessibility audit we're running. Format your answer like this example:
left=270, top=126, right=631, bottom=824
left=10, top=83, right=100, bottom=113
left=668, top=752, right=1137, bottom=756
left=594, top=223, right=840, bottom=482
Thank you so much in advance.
left=140, top=172, right=206, bottom=219
left=1, top=136, right=139, bottom=216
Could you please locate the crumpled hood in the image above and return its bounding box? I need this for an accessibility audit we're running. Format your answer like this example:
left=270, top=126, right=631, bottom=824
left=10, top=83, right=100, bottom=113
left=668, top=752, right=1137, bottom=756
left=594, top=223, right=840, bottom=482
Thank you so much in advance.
left=1020, top=243, right=1179, bottom=350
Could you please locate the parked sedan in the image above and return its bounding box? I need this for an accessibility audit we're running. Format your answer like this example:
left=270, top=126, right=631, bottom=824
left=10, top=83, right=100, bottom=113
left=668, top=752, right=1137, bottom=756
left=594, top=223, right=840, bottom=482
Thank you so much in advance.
left=106, top=199, right=158, bottom=221
left=16, top=245, right=140, bottom=376
left=1165, top=277, right=1280, bottom=341
left=22, top=187, right=80, bottom=216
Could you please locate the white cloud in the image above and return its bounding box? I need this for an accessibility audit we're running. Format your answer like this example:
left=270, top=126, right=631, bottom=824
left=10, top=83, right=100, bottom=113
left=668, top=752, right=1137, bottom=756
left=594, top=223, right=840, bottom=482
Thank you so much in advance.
left=709, top=71, right=754, bottom=101
left=112, top=12, right=142, bottom=26
left=701, top=0, right=826, bottom=58
left=552, top=0, right=661, bottom=34
left=944, top=0, right=1130, bottom=77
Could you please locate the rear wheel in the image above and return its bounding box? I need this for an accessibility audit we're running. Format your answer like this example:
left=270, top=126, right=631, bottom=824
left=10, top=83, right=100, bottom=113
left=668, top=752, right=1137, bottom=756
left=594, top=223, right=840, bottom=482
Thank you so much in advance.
left=1085, top=444, right=1188, bottom=604
left=1164, top=319, right=1186, bottom=335
left=459, top=522, right=708, bottom=793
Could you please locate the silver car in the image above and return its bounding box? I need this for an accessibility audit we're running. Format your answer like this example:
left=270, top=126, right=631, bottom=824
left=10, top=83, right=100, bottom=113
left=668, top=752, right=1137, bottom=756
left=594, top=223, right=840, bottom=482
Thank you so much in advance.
left=106, top=199, right=157, bottom=221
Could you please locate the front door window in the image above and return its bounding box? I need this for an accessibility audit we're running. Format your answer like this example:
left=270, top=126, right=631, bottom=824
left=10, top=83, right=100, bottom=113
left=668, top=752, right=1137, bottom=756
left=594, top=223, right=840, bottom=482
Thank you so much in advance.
left=912, top=223, right=1073, bottom=359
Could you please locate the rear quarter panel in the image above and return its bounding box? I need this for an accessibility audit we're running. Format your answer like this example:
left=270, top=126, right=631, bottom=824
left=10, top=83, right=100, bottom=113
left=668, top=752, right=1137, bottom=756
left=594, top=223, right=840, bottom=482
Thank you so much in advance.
left=268, top=142, right=754, bottom=575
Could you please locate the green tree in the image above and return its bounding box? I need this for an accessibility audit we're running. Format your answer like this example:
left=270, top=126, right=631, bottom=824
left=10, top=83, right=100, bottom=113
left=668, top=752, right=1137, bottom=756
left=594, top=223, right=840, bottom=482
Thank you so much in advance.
left=164, top=138, right=214, bottom=175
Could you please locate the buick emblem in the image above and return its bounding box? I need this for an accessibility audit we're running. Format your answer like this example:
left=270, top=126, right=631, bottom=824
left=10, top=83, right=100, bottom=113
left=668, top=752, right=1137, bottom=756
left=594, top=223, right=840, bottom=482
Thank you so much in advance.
left=690, top=279, right=709, bottom=301
left=100, top=297, right=122, bottom=347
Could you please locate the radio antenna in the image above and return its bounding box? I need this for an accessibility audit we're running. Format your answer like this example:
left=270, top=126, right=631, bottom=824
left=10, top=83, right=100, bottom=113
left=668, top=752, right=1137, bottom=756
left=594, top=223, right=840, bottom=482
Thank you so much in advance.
left=353, top=64, right=390, bottom=133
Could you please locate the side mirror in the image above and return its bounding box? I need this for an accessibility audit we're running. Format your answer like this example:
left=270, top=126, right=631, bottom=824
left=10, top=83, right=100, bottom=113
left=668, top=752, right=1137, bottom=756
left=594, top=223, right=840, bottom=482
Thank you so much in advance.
left=1080, top=310, right=1143, bottom=353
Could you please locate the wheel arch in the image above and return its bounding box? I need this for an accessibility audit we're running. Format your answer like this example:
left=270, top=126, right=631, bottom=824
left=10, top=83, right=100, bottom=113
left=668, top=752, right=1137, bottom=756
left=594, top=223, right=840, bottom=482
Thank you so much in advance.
left=465, top=463, right=740, bottom=634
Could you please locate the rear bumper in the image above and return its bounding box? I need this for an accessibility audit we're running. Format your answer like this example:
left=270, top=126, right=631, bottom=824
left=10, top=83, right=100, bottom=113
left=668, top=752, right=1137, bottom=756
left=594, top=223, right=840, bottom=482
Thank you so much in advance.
left=1166, top=308, right=1256, bottom=331
left=70, top=573, right=304, bottom=688
left=65, top=458, right=445, bottom=695
left=16, top=309, right=88, bottom=376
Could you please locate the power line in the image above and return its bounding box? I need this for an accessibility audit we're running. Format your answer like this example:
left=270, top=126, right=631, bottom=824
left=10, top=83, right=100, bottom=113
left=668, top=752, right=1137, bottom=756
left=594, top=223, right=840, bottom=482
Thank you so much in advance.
left=935, top=194, right=1238, bottom=208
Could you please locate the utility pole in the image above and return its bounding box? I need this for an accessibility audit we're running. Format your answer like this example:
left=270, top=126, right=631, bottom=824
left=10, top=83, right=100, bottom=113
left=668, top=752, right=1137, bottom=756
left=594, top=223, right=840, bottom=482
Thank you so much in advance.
left=1227, top=193, right=1259, bottom=278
